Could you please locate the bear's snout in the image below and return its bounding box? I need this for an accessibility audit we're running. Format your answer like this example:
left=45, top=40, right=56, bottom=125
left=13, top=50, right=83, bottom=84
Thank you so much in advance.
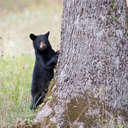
left=40, top=41, right=47, bottom=50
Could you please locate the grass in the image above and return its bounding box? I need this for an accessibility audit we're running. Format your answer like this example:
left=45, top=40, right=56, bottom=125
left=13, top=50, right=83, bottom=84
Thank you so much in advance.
left=0, top=55, right=34, bottom=127
left=0, top=0, right=62, bottom=127
left=111, top=124, right=128, bottom=128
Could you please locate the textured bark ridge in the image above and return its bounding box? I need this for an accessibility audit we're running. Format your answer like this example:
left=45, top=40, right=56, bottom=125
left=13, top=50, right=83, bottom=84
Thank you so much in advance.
left=36, top=0, right=128, bottom=127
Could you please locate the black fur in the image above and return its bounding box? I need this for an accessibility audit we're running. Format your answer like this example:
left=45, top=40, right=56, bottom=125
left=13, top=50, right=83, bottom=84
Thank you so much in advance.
left=29, top=32, right=59, bottom=110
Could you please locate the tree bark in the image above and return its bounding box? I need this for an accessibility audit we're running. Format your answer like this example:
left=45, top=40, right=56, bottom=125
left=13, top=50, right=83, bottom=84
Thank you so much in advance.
left=35, top=0, right=128, bottom=127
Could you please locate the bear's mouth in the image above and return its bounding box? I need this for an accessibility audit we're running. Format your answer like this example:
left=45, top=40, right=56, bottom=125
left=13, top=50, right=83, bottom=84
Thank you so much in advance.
left=40, top=41, right=47, bottom=50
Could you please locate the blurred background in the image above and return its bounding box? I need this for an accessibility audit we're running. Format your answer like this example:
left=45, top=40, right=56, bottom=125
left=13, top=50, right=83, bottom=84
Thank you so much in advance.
left=0, top=0, right=62, bottom=127
left=0, top=0, right=62, bottom=56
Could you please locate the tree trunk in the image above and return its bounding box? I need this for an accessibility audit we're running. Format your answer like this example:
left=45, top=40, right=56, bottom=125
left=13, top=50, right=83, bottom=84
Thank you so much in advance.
left=35, top=0, right=128, bottom=127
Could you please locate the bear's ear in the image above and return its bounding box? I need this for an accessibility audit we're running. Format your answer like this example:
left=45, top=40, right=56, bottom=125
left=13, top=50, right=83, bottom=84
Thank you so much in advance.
left=29, top=33, right=37, bottom=41
left=45, top=31, right=50, bottom=38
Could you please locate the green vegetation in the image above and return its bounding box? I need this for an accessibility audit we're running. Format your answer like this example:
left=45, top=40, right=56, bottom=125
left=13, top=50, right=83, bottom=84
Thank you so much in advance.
left=114, top=124, right=128, bottom=128
left=0, top=55, right=34, bottom=127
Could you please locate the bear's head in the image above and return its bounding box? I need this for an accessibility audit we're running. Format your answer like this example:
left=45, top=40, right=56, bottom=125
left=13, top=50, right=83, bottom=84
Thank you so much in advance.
left=29, top=32, right=51, bottom=52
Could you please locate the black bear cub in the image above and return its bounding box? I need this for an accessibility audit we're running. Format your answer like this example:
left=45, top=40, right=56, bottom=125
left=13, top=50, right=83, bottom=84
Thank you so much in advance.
left=29, top=32, right=59, bottom=110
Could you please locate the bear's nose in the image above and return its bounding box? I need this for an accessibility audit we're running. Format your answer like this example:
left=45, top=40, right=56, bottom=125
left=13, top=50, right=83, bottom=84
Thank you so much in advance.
left=40, top=41, right=47, bottom=49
